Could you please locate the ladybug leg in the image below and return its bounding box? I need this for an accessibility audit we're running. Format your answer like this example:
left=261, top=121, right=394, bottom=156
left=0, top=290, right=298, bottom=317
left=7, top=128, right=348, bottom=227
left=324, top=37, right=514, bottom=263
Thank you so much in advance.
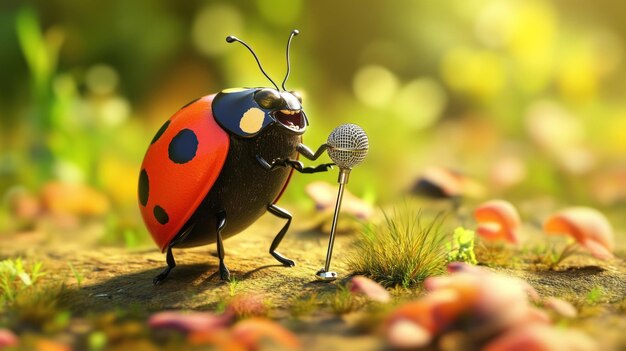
left=257, top=155, right=333, bottom=174
left=267, top=204, right=296, bottom=267
left=215, top=210, right=230, bottom=281
left=153, top=246, right=176, bottom=285
left=296, top=143, right=329, bottom=160
left=288, top=160, right=334, bottom=174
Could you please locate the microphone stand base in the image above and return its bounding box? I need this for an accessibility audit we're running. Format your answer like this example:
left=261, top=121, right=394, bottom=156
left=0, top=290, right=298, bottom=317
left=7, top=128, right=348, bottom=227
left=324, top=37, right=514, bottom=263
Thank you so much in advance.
left=315, top=269, right=338, bottom=281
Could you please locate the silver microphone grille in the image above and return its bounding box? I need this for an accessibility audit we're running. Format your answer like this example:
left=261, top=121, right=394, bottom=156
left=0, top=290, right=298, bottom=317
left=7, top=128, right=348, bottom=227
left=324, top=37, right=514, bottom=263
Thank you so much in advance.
left=326, top=123, right=369, bottom=169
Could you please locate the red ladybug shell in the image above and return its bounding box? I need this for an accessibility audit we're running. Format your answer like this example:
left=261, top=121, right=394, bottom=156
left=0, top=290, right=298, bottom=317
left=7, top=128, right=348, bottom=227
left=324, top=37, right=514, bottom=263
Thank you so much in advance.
left=138, top=95, right=230, bottom=251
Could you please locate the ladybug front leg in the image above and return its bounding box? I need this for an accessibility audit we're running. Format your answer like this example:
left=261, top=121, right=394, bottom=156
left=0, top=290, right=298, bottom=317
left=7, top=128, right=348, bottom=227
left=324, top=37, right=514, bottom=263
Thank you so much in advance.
left=215, top=210, right=230, bottom=281
left=267, top=204, right=296, bottom=267
left=256, top=155, right=333, bottom=173
left=153, top=245, right=176, bottom=285
left=296, top=143, right=329, bottom=160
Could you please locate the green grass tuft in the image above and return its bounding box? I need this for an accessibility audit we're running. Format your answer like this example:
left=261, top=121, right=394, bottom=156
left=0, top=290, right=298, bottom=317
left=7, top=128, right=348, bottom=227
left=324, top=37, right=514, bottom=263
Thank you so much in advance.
left=289, top=293, right=320, bottom=319
left=324, top=285, right=360, bottom=315
left=347, top=208, right=448, bottom=288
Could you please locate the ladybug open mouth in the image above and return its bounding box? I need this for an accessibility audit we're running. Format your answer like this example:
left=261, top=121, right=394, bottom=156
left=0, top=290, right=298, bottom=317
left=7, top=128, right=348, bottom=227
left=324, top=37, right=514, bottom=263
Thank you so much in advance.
left=275, top=109, right=306, bottom=132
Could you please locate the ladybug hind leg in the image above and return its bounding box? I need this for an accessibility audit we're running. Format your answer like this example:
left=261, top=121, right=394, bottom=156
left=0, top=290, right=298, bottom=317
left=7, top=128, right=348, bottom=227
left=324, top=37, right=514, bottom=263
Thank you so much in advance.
left=153, top=246, right=176, bottom=285
left=267, top=204, right=296, bottom=267
left=216, top=210, right=230, bottom=281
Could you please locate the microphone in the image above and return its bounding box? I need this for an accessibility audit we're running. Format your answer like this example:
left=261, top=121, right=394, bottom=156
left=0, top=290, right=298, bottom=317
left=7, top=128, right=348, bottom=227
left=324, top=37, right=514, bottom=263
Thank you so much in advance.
left=316, top=124, right=369, bottom=281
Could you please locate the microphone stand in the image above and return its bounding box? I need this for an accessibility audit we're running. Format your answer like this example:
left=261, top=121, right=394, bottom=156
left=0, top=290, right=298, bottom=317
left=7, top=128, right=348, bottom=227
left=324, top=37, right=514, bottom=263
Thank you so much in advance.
left=316, top=168, right=350, bottom=281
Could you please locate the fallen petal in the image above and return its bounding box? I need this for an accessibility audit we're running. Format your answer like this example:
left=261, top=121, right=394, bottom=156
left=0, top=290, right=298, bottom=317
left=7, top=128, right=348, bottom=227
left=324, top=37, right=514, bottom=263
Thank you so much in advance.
left=581, top=238, right=614, bottom=260
left=544, top=297, right=577, bottom=318
left=386, top=300, right=438, bottom=334
left=474, top=200, right=521, bottom=244
left=305, top=181, right=373, bottom=219
left=387, top=287, right=472, bottom=335
left=35, top=339, right=71, bottom=351
left=148, top=311, right=233, bottom=333
left=387, top=319, right=432, bottom=349
left=231, top=318, right=300, bottom=351
left=489, top=156, right=527, bottom=190
left=483, top=324, right=596, bottom=351
left=305, top=181, right=336, bottom=211
left=544, top=207, right=614, bottom=259
left=446, top=262, right=488, bottom=275
left=349, top=276, right=390, bottom=303
left=41, top=181, right=110, bottom=217
left=0, top=329, right=18, bottom=348
left=189, top=329, right=245, bottom=351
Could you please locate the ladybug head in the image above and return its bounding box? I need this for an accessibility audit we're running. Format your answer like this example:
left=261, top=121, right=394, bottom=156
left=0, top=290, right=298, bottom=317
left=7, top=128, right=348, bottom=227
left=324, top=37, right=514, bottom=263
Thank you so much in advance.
left=224, top=30, right=308, bottom=135
left=253, top=88, right=307, bottom=133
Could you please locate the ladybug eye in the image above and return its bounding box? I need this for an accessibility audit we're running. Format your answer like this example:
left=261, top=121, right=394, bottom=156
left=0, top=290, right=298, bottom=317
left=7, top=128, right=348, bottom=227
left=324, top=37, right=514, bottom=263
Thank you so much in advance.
left=254, top=88, right=282, bottom=109
left=290, top=91, right=303, bottom=103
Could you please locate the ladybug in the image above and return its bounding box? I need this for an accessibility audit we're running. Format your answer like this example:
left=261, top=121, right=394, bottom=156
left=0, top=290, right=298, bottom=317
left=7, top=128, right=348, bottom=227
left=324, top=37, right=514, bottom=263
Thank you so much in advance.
left=138, top=30, right=334, bottom=284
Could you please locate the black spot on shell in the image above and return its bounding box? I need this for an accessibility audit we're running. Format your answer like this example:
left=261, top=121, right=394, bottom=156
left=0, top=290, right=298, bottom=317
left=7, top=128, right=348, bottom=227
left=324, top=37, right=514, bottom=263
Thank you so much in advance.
left=180, top=97, right=200, bottom=110
left=168, top=129, right=198, bottom=164
left=138, top=169, right=149, bottom=206
left=151, top=120, right=171, bottom=144
left=154, top=205, right=169, bottom=225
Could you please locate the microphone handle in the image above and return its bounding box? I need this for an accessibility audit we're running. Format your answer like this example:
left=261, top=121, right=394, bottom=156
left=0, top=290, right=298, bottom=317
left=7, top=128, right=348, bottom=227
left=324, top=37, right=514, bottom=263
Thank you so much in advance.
left=322, top=168, right=350, bottom=272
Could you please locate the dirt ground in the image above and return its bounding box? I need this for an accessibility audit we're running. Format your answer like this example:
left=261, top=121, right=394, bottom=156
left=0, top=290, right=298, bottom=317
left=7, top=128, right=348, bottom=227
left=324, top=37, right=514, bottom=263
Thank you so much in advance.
left=1, top=212, right=625, bottom=350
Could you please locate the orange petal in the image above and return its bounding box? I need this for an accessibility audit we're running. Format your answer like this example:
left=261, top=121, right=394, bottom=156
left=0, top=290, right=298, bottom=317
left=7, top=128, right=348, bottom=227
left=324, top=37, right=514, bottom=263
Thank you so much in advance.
left=35, top=340, right=71, bottom=351
left=544, top=297, right=577, bottom=318
left=148, top=311, right=232, bottom=333
left=386, top=319, right=432, bottom=349
left=349, top=276, right=390, bottom=303
left=388, top=287, right=473, bottom=335
left=386, top=300, right=438, bottom=334
left=474, top=200, right=521, bottom=244
left=41, top=181, right=110, bottom=217
left=543, top=207, right=614, bottom=258
left=231, top=318, right=300, bottom=351
left=0, top=329, right=18, bottom=348
left=483, top=324, right=596, bottom=351
left=476, top=222, right=509, bottom=241
left=189, top=329, right=245, bottom=351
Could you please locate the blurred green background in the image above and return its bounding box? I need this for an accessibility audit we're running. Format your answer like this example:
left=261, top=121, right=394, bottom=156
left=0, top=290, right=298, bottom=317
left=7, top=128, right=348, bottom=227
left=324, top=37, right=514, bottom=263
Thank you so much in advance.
left=2, top=0, right=626, bottom=243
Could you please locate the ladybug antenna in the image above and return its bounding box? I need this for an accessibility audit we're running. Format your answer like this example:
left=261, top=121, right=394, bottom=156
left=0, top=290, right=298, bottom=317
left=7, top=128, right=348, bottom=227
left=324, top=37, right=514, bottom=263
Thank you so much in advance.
left=226, top=35, right=279, bottom=90
left=281, top=29, right=299, bottom=91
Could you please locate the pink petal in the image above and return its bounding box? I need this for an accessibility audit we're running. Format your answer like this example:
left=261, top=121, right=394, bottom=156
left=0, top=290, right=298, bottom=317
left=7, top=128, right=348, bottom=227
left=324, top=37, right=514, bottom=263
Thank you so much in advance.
left=148, top=311, right=233, bottom=333
left=0, top=329, right=18, bottom=348
left=305, top=181, right=373, bottom=219
left=446, top=262, right=488, bottom=275
left=349, top=276, right=390, bottom=303
left=231, top=318, right=300, bottom=351
left=544, top=297, right=577, bottom=318
left=489, top=156, right=527, bottom=189
left=415, top=167, right=463, bottom=198
left=544, top=207, right=614, bottom=258
left=474, top=200, right=521, bottom=244
left=386, top=319, right=432, bottom=349
left=581, top=239, right=614, bottom=260
left=305, top=182, right=336, bottom=211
